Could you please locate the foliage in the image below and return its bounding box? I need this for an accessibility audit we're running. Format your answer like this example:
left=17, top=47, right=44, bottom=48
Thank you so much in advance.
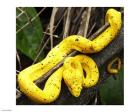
left=100, top=67, right=124, bottom=105
left=16, top=7, right=44, bottom=60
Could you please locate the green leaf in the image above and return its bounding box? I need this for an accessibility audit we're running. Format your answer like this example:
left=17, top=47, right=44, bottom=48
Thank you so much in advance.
left=100, top=67, right=124, bottom=105
left=16, top=7, right=44, bottom=60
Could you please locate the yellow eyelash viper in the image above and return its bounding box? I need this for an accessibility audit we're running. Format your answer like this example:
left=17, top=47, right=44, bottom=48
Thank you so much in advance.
left=18, top=8, right=122, bottom=104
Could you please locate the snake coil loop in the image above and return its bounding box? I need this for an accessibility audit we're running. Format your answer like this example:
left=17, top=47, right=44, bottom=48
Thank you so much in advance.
left=107, top=57, right=122, bottom=74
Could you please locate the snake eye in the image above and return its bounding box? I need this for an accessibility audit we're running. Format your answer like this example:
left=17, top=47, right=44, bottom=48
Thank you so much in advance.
left=71, top=62, right=77, bottom=69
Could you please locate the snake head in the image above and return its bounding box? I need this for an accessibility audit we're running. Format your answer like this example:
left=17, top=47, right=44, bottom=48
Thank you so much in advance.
left=63, top=57, right=83, bottom=97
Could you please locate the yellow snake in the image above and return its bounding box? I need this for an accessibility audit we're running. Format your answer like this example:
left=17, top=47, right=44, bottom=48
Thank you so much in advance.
left=18, top=8, right=122, bottom=104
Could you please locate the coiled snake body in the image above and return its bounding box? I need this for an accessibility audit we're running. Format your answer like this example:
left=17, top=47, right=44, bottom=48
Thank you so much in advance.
left=18, top=9, right=122, bottom=104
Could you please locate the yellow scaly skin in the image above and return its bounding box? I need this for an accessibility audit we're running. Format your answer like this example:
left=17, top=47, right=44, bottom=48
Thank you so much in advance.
left=18, top=8, right=122, bottom=104
left=107, top=57, right=121, bottom=74
left=63, top=55, right=99, bottom=97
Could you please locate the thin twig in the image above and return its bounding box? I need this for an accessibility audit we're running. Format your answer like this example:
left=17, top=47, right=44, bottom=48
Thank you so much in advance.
left=72, top=8, right=85, bottom=24
left=84, top=7, right=92, bottom=37
left=33, top=8, right=59, bottom=64
left=63, top=7, right=71, bottom=39
left=16, top=89, right=22, bottom=99
left=38, top=8, right=67, bottom=49
left=54, top=10, right=67, bottom=32
left=87, top=23, right=96, bottom=37
left=90, top=22, right=109, bottom=39
left=70, top=8, right=85, bottom=34
left=77, top=10, right=87, bottom=35
left=43, top=32, right=58, bottom=38
left=16, top=22, right=110, bottom=100
left=50, top=7, right=58, bottom=49
left=16, top=11, right=24, bottom=19
left=87, top=8, right=96, bottom=37
left=23, top=8, right=32, bottom=24
left=16, top=70, right=20, bottom=74
left=17, top=7, right=24, bottom=13
left=16, top=7, right=46, bottom=34
left=93, top=91, right=98, bottom=105
left=33, top=10, right=67, bottom=64
left=32, top=38, right=50, bottom=65
left=16, top=51, right=22, bottom=70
